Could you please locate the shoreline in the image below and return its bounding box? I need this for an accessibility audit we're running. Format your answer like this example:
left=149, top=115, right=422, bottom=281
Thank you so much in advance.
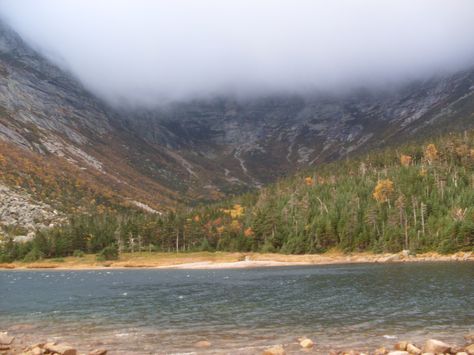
left=1, top=330, right=473, bottom=355
left=0, top=250, right=472, bottom=271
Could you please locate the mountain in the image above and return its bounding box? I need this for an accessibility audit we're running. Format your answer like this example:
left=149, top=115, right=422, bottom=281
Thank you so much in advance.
left=4, top=128, right=474, bottom=262
left=1, top=20, right=474, bottom=233
left=124, top=71, right=474, bottom=188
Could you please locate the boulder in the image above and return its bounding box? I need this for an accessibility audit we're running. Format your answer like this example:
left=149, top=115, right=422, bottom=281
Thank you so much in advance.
left=262, top=345, right=286, bottom=355
left=456, top=352, right=468, bottom=355
left=401, top=250, right=410, bottom=258
left=299, top=337, right=314, bottom=348
left=0, top=332, right=14, bottom=345
left=452, top=346, right=466, bottom=354
left=465, top=344, right=474, bottom=355
left=395, top=341, right=408, bottom=351
left=31, top=347, right=44, bottom=355
left=388, top=351, right=409, bottom=355
left=43, top=342, right=77, bottom=355
left=422, top=339, right=451, bottom=354
left=406, top=344, right=421, bottom=355
left=194, top=340, right=211, bottom=348
left=466, top=334, right=474, bottom=344
left=374, top=347, right=388, bottom=355
left=89, top=349, right=107, bottom=355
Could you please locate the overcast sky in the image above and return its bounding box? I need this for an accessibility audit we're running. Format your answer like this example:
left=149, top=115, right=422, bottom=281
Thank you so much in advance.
left=1, top=0, right=474, bottom=106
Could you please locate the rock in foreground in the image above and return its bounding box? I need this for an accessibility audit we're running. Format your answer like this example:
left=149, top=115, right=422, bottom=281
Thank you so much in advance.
left=422, top=339, right=451, bottom=354
left=0, top=333, right=15, bottom=345
left=43, top=342, right=77, bottom=355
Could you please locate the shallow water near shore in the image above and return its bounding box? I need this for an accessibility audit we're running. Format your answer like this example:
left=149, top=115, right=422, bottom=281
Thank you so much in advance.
left=0, top=262, right=473, bottom=354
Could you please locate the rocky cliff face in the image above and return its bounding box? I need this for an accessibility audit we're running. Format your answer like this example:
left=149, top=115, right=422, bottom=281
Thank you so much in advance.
left=124, top=70, right=474, bottom=187
left=1, top=19, right=474, bottom=231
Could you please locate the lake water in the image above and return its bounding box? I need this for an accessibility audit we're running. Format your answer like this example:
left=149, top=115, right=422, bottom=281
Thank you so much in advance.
left=0, top=262, right=473, bottom=354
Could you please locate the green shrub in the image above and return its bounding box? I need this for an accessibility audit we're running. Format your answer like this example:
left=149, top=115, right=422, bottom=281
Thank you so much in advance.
left=23, top=248, right=45, bottom=262
left=73, top=250, right=85, bottom=258
left=97, top=245, right=118, bottom=261
left=199, top=238, right=212, bottom=252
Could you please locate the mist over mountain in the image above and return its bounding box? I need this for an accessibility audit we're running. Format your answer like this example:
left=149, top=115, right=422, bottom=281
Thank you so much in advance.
left=1, top=0, right=474, bottom=106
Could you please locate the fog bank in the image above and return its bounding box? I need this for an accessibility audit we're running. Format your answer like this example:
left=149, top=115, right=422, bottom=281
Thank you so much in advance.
left=1, top=0, right=474, bottom=106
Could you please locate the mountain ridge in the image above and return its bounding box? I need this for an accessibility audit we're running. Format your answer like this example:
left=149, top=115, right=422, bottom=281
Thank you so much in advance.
left=1, top=20, right=474, bottom=235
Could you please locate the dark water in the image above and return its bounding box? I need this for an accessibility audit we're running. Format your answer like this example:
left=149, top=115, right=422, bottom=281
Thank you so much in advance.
left=0, top=262, right=473, bottom=354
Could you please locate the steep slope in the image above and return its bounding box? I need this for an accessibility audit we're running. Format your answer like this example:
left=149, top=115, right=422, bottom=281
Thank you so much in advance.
left=0, top=20, right=230, bottom=229
left=4, top=129, right=474, bottom=263
left=1, top=19, right=474, bottom=234
left=124, top=70, right=474, bottom=187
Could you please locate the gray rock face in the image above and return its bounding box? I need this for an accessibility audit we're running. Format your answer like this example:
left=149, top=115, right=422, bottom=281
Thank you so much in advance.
left=1, top=19, right=474, bottom=210
left=124, top=68, right=474, bottom=187
left=0, top=183, right=63, bottom=233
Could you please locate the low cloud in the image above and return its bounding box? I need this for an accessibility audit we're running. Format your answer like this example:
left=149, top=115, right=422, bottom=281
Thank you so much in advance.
left=1, top=0, right=474, bottom=106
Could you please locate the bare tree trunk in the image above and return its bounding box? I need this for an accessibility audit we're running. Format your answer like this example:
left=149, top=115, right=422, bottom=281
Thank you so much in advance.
left=183, top=228, right=186, bottom=252
left=129, top=233, right=134, bottom=253
left=176, top=229, right=179, bottom=253
left=420, top=203, right=426, bottom=237
left=404, top=212, right=409, bottom=250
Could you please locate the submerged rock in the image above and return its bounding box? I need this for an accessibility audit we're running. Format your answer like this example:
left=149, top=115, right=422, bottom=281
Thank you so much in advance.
left=194, top=340, right=211, bottom=348
left=422, top=339, right=451, bottom=354
left=262, top=345, right=286, bottom=355
left=299, top=337, right=314, bottom=348
left=374, top=347, right=388, bottom=355
left=89, top=349, right=107, bottom=355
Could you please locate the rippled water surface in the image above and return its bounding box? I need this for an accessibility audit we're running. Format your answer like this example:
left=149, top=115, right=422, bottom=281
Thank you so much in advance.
left=0, top=262, right=473, bottom=354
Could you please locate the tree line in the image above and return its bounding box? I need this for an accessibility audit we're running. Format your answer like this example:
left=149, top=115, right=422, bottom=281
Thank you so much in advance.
left=1, top=131, right=474, bottom=262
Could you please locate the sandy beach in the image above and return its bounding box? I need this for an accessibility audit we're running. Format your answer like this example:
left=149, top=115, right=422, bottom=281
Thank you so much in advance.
left=0, top=250, right=472, bottom=271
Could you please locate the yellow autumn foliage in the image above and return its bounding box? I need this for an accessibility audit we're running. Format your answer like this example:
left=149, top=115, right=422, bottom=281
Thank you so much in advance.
left=424, top=144, right=438, bottom=163
left=222, top=204, right=245, bottom=218
left=372, top=179, right=394, bottom=203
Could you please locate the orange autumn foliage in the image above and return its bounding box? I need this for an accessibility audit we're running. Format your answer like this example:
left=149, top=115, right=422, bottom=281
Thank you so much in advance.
left=304, top=176, right=314, bottom=186
left=372, top=179, right=394, bottom=203
left=400, top=154, right=412, bottom=167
